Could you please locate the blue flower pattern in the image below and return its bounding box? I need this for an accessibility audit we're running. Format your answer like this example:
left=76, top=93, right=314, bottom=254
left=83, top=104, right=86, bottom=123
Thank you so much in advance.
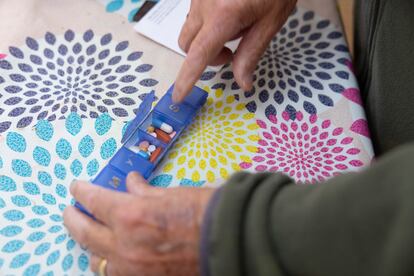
left=0, top=113, right=124, bottom=274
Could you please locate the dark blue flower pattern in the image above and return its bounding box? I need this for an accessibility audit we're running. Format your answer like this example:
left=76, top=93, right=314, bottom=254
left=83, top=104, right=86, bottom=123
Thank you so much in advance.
left=199, top=7, right=354, bottom=120
left=0, top=29, right=158, bottom=133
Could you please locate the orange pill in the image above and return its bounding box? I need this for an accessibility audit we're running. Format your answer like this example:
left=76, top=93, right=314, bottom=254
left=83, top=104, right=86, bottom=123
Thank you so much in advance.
left=150, top=147, right=162, bottom=163
left=155, top=129, right=171, bottom=143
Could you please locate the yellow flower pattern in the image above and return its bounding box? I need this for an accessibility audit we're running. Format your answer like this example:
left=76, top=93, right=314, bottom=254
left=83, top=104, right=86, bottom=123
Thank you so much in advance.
left=154, top=88, right=260, bottom=184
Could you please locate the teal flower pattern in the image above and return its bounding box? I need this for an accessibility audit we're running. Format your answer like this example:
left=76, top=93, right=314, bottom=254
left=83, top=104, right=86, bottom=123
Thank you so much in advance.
left=0, top=113, right=123, bottom=275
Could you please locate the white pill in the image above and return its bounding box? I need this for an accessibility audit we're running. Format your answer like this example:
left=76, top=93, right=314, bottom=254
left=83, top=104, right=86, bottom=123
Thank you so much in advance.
left=153, top=118, right=173, bottom=134
left=148, top=145, right=156, bottom=152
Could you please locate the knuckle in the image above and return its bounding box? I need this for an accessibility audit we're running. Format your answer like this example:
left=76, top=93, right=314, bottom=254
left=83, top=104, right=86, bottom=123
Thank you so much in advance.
left=115, top=206, right=137, bottom=227
left=76, top=227, right=89, bottom=246
left=85, top=192, right=99, bottom=214
left=190, top=41, right=209, bottom=63
left=178, top=34, right=188, bottom=52
left=122, top=248, right=143, bottom=264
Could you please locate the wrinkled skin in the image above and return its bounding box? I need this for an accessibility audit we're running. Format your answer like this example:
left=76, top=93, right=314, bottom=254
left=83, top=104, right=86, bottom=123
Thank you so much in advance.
left=173, top=0, right=297, bottom=102
left=64, top=0, right=297, bottom=274
left=63, top=172, right=214, bottom=275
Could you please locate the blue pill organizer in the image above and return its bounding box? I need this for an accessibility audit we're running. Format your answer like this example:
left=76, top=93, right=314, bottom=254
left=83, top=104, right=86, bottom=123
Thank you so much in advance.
left=75, top=85, right=208, bottom=216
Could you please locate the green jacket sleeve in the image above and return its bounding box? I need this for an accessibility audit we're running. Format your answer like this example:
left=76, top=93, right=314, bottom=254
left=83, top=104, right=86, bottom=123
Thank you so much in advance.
left=204, top=144, right=414, bottom=276
left=354, top=0, right=414, bottom=154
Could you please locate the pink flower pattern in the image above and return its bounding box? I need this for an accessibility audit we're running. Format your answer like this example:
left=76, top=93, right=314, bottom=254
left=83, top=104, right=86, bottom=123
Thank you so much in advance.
left=240, top=111, right=364, bottom=183
left=344, top=59, right=355, bottom=73
left=343, top=88, right=363, bottom=105
left=350, top=119, right=370, bottom=138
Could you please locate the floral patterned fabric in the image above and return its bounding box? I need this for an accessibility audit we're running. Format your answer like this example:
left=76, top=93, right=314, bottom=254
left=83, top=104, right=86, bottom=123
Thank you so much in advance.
left=0, top=114, right=124, bottom=275
left=0, top=1, right=373, bottom=275
left=151, top=7, right=373, bottom=186
left=0, top=30, right=157, bottom=132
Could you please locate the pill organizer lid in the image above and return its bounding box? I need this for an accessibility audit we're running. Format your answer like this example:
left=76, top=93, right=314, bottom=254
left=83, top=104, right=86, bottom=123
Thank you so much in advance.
left=121, top=90, right=156, bottom=143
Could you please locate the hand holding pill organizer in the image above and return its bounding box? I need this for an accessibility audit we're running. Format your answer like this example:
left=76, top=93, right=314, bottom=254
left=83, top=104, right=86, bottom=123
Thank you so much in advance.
left=75, top=84, right=208, bottom=216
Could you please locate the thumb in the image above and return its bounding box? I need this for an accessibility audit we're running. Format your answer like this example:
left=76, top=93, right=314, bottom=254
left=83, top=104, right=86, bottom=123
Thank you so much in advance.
left=126, top=172, right=165, bottom=197
left=126, top=172, right=148, bottom=195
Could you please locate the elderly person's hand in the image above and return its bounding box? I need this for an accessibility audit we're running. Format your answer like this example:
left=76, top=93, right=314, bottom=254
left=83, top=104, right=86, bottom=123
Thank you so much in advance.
left=63, top=172, right=215, bottom=275
left=173, top=0, right=297, bottom=102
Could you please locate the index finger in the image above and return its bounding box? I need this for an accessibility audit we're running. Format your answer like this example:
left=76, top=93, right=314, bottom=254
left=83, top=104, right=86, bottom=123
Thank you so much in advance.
left=172, top=20, right=239, bottom=102
left=70, top=180, right=126, bottom=227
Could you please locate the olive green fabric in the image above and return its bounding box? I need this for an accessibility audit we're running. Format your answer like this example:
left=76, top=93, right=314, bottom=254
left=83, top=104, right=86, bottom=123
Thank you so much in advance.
left=209, top=144, right=414, bottom=276
left=354, top=0, right=414, bottom=155
left=206, top=0, right=414, bottom=275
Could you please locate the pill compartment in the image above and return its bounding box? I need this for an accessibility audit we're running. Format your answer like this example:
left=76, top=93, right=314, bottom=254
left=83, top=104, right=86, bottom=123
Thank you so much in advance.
left=78, top=85, right=209, bottom=218
left=123, top=128, right=167, bottom=165
left=124, top=127, right=165, bottom=148
left=153, top=111, right=186, bottom=133
left=139, top=112, right=184, bottom=139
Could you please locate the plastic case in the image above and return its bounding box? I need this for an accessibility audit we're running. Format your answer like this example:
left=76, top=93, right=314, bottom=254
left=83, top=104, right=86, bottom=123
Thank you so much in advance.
left=75, top=85, right=208, bottom=216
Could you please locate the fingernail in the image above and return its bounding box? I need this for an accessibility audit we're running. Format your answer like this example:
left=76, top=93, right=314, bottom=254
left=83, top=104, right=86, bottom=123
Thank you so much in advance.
left=172, top=91, right=180, bottom=103
left=128, top=171, right=139, bottom=180
left=242, top=73, right=253, bottom=90
left=172, top=87, right=182, bottom=103
left=70, top=179, right=77, bottom=193
left=128, top=171, right=145, bottom=184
